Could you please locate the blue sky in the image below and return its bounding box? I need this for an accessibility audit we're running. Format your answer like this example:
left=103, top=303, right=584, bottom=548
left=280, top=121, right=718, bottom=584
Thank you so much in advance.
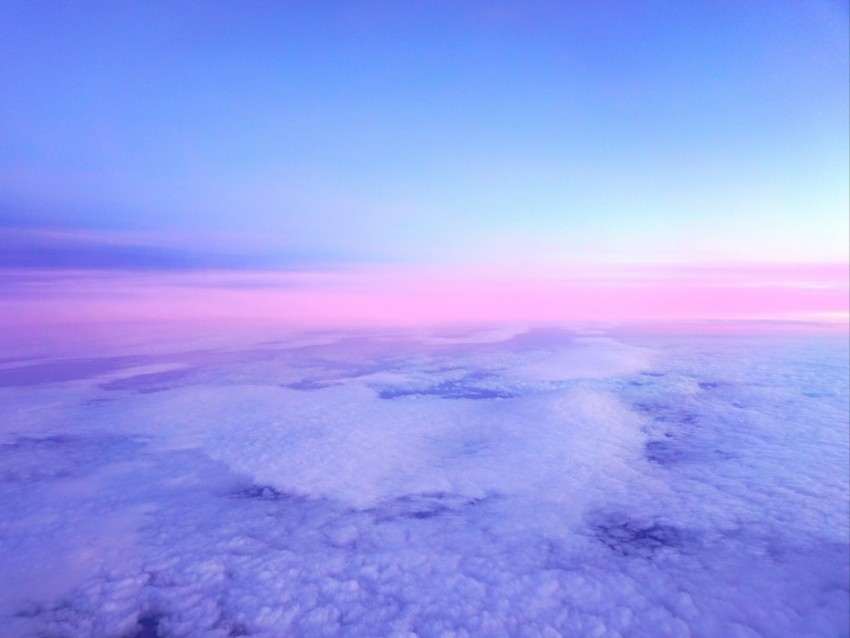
left=1, top=1, right=847, bottom=269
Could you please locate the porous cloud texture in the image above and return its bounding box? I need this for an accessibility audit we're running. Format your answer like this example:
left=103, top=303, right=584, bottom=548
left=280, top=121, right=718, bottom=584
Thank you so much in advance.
left=0, top=327, right=847, bottom=637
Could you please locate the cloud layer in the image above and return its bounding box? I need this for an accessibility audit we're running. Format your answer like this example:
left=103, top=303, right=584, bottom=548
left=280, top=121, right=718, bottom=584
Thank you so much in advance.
left=0, top=327, right=847, bottom=636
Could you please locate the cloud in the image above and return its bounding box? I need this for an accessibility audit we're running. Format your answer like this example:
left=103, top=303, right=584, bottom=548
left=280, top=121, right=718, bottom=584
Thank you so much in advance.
left=0, top=328, right=847, bottom=636
left=0, top=226, right=325, bottom=271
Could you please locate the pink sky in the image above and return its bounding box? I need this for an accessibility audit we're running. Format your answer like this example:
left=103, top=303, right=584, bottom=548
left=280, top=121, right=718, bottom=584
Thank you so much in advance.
left=2, top=263, right=847, bottom=332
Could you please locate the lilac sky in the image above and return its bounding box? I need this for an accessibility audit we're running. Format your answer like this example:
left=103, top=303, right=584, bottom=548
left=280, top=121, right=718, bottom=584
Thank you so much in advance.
left=0, top=2, right=847, bottom=328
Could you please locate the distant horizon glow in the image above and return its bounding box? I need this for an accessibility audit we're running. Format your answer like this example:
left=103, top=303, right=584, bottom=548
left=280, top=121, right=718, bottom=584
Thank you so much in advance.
left=2, top=262, right=846, bottom=332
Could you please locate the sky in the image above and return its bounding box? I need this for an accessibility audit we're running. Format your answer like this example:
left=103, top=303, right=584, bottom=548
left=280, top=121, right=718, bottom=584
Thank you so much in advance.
left=0, top=1, right=848, bottom=327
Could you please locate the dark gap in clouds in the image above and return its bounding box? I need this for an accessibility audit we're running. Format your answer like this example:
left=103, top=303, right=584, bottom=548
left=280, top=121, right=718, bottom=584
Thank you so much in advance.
left=0, top=355, right=160, bottom=387
left=98, top=368, right=195, bottom=394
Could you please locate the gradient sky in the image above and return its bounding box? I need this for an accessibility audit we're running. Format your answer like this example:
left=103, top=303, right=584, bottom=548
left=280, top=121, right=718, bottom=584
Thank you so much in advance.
left=0, top=1, right=848, bottom=326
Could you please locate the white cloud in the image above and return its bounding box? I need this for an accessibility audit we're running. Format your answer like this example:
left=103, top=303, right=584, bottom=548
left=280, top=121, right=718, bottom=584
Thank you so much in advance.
left=0, top=328, right=847, bottom=636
